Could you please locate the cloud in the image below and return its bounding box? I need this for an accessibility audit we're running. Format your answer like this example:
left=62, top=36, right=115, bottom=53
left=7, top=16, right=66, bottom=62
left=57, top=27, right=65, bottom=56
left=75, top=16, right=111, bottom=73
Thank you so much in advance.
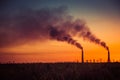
left=0, top=6, right=108, bottom=50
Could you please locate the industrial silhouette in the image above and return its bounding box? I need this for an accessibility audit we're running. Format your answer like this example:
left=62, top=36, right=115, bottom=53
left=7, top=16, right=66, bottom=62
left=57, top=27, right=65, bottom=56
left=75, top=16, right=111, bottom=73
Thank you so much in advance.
left=80, top=49, right=111, bottom=63
left=108, top=49, right=110, bottom=62
left=81, top=49, right=84, bottom=63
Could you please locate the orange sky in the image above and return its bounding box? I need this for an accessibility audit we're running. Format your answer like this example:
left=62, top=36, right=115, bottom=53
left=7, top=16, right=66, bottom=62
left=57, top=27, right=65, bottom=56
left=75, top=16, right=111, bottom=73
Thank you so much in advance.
left=0, top=0, right=120, bottom=63
left=0, top=14, right=120, bottom=63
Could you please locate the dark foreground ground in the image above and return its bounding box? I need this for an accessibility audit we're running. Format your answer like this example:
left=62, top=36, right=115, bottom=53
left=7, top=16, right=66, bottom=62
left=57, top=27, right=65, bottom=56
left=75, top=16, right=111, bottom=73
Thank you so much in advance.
left=0, top=62, right=120, bottom=80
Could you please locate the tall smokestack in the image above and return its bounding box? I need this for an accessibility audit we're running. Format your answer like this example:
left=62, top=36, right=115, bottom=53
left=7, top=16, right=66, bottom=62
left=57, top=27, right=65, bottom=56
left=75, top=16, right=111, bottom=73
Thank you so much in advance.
left=81, top=48, right=84, bottom=63
left=107, top=48, right=110, bottom=63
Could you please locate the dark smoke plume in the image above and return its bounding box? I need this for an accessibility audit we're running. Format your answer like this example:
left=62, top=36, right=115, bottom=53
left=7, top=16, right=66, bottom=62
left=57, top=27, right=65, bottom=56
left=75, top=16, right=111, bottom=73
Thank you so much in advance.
left=0, top=7, right=83, bottom=49
left=49, top=26, right=83, bottom=49
left=0, top=6, right=108, bottom=50
left=69, top=19, right=109, bottom=50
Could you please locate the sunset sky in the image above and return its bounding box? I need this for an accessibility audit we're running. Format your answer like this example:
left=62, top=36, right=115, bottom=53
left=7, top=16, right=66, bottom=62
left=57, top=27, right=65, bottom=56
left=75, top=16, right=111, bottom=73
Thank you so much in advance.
left=0, top=0, right=120, bottom=63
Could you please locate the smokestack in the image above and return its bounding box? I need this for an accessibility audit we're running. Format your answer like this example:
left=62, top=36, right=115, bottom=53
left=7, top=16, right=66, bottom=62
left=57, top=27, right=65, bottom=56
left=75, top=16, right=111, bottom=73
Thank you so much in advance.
left=107, top=48, right=110, bottom=63
left=81, top=48, right=84, bottom=63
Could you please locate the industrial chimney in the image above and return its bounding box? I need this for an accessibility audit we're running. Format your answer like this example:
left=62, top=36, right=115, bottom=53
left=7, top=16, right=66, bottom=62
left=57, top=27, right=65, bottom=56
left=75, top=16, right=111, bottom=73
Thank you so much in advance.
left=108, top=48, right=110, bottom=63
left=81, top=49, right=84, bottom=63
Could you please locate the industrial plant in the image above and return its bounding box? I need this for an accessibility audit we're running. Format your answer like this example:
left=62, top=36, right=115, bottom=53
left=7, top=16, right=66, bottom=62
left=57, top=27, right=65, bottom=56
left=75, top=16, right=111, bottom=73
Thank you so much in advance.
left=80, top=48, right=110, bottom=63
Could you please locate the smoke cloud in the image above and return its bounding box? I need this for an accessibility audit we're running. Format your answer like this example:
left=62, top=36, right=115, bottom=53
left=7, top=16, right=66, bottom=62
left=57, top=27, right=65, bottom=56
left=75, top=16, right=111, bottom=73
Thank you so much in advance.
left=49, top=26, right=83, bottom=49
left=0, top=6, right=108, bottom=50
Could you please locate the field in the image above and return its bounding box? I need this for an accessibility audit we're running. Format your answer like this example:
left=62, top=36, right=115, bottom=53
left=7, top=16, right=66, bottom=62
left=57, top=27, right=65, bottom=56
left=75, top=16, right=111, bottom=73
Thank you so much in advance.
left=0, top=63, right=120, bottom=80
